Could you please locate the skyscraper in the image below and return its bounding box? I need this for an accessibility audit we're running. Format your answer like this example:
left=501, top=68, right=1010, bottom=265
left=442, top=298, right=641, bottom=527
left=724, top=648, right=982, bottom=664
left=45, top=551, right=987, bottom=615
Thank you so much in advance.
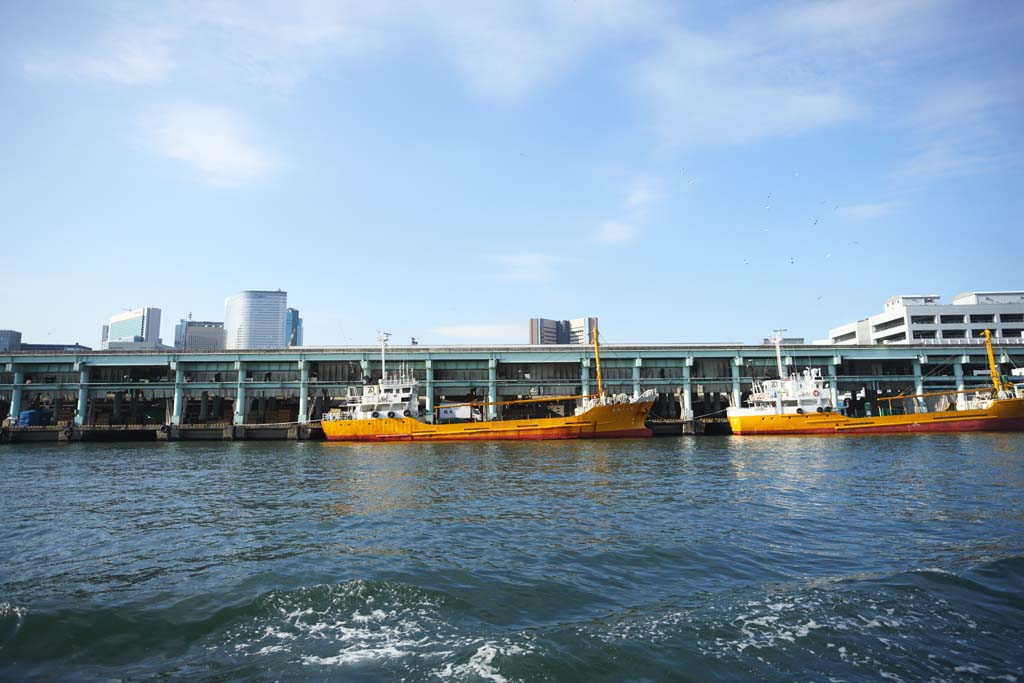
left=0, top=330, right=22, bottom=352
left=224, top=290, right=287, bottom=349
left=102, top=307, right=163, bottom=349
left=529, top=317, right=598, bottom=344
left=285, top=308, right=303, bottom=347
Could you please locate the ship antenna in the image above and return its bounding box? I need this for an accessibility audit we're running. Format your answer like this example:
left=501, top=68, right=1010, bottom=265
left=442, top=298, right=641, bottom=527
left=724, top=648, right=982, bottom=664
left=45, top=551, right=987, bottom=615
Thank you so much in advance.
left=773, top=329, right=788, bottom=379
left=378, top=331, right=391, bottom=382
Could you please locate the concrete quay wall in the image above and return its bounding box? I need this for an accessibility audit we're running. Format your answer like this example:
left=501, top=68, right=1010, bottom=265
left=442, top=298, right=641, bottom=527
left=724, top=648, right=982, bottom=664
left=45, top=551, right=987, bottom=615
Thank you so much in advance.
left=2, top=341, right=1021, bottom=442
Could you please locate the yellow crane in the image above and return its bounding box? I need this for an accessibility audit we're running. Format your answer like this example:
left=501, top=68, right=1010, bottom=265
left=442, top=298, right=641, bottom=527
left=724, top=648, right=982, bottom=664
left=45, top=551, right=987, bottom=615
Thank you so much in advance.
left=982, top=329, right=1005, bottom=395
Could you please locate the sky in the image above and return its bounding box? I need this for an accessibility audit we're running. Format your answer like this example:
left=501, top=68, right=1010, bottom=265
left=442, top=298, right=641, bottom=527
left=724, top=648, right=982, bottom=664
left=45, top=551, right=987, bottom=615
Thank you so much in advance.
left=1, top=0, right=1022, bottom=347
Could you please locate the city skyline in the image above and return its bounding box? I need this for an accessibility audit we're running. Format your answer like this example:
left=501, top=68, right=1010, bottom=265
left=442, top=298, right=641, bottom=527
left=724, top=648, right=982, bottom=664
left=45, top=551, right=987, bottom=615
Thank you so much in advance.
left=2, top=2, right=1022, bottom=347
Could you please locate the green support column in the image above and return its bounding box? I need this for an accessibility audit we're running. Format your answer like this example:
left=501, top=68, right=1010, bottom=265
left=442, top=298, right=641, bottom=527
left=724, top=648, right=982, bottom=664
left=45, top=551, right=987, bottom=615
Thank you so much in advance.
left=682, top=361, right=693, bottom=420
left=424, top=359, right=433, bottom=418
left=954, top=357, right=966, bottom=406
left=75, top=365, right=89, bottom=426
left=487, top=359, right=497, bottom=420
left=581, top=358, right=590, bottom=396
left=298, top=360, right=309, bottom=423
left=234, top=362, right=246, bottom=425
left=113, top=391, right=123, bottom=424
left=171, top=363, right=184, bottom=425
left=10, top=367, right=24, bottom=422
left=360, top=358, right=371, bottom=383
left=199, top=391, right=209, bottom=422
left=731, top=357, right=742, bottom=408
left=633, top=357, right=642, bottom=399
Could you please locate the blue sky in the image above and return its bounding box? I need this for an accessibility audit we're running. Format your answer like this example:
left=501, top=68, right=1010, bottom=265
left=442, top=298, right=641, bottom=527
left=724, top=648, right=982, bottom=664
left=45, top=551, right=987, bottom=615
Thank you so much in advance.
left=1, top=1, right=1021, bottom=347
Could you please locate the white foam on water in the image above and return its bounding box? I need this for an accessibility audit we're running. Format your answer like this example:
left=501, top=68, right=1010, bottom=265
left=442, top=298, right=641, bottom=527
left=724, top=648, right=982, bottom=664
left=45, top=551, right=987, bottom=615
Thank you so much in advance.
left=432, top=640, right=533, bottom=682
left=955, top=662, right=989, bottom=674
left=0, top=602, right=28, bottom=649
left=303, top=644, right=406, bottom=666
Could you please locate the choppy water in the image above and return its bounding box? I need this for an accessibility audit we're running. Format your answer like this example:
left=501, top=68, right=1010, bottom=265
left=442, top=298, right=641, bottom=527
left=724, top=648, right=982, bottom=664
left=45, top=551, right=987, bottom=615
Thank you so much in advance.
left=2, top=435, right=1023, bottom=682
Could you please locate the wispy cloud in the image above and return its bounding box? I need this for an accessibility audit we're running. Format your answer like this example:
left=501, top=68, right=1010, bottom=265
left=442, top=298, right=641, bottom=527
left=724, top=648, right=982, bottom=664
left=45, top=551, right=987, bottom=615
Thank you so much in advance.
left=418, top=0, right=663, bottom=99
left=895, top=77, right=1024, bottom=179
left=625, top=177, right=661, bottom=212
left=594, top=220, right=639, bottom=245
left=25, top=25, right=177, bottom=85
left=431, top=324, right=523, bottom=341
left=141, top=103, right=278, bottom=187
left=592, top=176, right=660, bottom=245
left=487, top=252, right=560, bottom=282
left=838, top=202, right=899, bottom=220
left=638, top=27, right=861, bottom=147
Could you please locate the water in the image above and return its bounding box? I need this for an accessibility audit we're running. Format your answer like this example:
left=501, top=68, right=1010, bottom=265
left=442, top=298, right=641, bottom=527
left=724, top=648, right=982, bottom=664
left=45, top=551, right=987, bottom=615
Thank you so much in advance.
left=2, top=435, right=1023, bottom=682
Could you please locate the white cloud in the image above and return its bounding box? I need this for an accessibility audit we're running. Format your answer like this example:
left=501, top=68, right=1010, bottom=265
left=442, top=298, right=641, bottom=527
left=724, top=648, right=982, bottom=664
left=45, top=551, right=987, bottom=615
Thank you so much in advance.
left=638, top=28, right=861, bottom=146
left=592, top=175, right=660, bottom=245
left=416, top=0, right=668, bottom=99
left=431, top=324, right=523, bottom=341
left=142, top=103, right=278, bottom=187
left=25, top=25, right=177, bottom=85
left=488, top=252, right=559, bottom=282
left=895, top=144, right=1016, bottom=180
left=625, top=177, right=661, bottom=212
left=838, top=202, right=899, bottom=220
left=24, top=0, right=661, bottom=96
left=593, top=220, right=639, bottom=245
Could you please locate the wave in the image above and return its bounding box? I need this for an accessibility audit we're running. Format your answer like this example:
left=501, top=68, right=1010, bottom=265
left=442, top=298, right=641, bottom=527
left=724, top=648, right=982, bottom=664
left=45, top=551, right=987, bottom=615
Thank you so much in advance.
left=3, top=559, right=1024, bottom=682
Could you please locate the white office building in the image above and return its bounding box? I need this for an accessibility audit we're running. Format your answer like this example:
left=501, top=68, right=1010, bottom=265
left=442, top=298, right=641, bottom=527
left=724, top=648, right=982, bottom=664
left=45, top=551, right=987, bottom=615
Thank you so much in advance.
left=224, top=290, right=287, bottom=349
left=529, top=317, right=598, bottom=344
left=174, top=319, right=226, bottom=351
left=823, top=291, right=1024, bottom=345
left=102, top=307, right=164, bottom=349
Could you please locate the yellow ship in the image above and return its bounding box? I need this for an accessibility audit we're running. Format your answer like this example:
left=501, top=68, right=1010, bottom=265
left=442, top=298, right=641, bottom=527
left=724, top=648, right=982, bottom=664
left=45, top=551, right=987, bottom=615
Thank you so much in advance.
left=727, top=330, right=1024, bottom=435
left=321, top=330, right=655, bottom=442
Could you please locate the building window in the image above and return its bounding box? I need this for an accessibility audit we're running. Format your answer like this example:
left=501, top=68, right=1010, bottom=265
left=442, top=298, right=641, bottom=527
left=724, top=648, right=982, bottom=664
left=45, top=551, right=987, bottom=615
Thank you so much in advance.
left=971, top=329, right=989, bottom=338
left=872, top=318, right=904, bottom=333
left=970, top=314, right=995, bottom=323
left=832, top=331, right=857, bottom=343
left=910, top=315, right=935, bottom=324
left=942, top=329, right=966, bottom=338
left=940, top=315, right=964, bottom=324
left=1000, top=313, right=1024, bottom=323
left=1000, top=329, right=1023, bottom=338
left=912, top=331, right=936, bottom=339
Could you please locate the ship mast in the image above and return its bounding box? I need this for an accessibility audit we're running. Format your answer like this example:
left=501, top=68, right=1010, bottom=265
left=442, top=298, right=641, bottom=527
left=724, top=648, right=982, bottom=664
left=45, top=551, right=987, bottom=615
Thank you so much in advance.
left=592, top=326, right=605, bottom=401
left=378, top=331, right=391, bottom=383
left=981, top=329, right=1004, bottom=395
left=773, top=329, right=788, bottom=379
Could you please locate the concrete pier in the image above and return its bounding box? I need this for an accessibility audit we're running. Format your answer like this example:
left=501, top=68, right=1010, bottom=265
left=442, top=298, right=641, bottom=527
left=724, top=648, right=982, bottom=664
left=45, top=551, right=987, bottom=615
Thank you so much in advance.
left=2, top=339, right=1020, bottom=442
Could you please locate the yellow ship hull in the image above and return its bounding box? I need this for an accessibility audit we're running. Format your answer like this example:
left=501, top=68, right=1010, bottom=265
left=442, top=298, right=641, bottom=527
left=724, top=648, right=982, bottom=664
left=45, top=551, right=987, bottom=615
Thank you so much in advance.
left=322, top=401, right=654, bottom=442
left=728, top=398, right=1024, bottom=435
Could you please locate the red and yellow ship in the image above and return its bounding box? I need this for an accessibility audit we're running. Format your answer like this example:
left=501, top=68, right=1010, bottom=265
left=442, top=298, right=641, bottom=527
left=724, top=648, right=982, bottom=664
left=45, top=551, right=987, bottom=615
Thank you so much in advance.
left=320, top=330, right=655, bottom=442
left=727, top=330, right=1024, bottom=435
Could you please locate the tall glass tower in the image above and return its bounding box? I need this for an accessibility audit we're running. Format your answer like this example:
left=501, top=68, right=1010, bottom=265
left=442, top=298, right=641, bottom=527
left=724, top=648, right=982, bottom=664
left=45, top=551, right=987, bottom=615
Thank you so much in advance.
left=285, top=308, right=303, bottom=347
left=224, top=291, right=287, bottom=349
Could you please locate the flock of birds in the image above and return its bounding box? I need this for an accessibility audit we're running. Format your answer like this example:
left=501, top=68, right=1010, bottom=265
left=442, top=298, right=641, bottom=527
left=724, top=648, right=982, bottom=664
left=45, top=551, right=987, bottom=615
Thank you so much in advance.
left=679, top=168, right=866, bottom=302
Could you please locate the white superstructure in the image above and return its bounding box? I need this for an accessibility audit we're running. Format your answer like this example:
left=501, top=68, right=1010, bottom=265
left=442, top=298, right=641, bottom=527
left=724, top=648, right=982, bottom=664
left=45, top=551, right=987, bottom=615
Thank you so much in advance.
left=224, top=290, right=287, bottom=350
left=823, top=291, right=1024, bottom=345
